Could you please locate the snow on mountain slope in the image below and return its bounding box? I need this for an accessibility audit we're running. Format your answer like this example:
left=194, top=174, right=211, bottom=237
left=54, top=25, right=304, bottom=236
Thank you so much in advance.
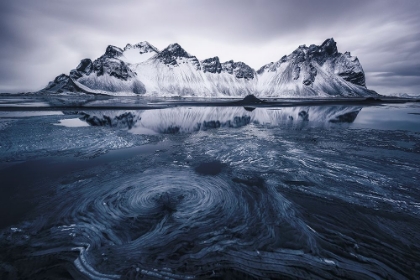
left=41, top=38, right=377, bottom=97
left=120, top=41, right=160, bottom=64
left=256, top=39, right=375, bottom=97
left=134, top=51, right=255, bottom=97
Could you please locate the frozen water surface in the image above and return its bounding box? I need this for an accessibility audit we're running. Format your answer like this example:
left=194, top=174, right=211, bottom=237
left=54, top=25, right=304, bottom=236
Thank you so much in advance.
left=0, top=97, right=419, bottom=279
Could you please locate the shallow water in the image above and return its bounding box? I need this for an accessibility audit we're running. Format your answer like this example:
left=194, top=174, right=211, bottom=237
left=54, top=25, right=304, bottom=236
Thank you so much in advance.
left=351, top=104, right=420, bottom=132
left=0, top=99, right=419, bottom=279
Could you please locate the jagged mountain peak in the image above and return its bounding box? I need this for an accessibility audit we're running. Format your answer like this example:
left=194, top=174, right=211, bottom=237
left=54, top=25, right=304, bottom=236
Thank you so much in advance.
left=255, top=37, right=371, bottom=93
left=320, top=38, right=338, bottom=55
left=221, top=60, right=255, bottom=80
left=201, top=58, right=254, bottom=79
left=201, top=57, right=222, bottom=73
left=156, top=43, right=199, bottom=67
left=322, top=37, right=336, bottom=45
left=161, top=43, right=191, bottom=57
left=118, top=41, right=160, bottom=64
left=124, top=41, right=159, bottom=53
left=257, top=37, right=340, bottom=70
left=202, top=56, right=220, bottom=62
left=104, top=45, right=124, bottom=58
left=343, top=51, right=358, bottom=61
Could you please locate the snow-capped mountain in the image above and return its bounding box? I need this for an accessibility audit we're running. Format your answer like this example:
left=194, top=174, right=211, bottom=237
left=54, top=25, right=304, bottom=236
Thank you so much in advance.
left=42, top=39, right=377, bottom=97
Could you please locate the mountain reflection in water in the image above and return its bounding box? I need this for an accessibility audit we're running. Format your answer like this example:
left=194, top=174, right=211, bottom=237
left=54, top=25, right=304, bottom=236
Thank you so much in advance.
left=76, top=105, right=361, bottom=134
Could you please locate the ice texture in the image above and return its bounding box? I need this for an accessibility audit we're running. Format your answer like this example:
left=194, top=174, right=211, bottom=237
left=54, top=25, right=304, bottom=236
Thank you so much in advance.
left=0, top=100, right=419, bottom=279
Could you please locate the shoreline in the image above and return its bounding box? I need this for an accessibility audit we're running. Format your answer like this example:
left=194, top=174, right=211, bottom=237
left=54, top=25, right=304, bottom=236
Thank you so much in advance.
left=0, top=95, right=418, bottom=111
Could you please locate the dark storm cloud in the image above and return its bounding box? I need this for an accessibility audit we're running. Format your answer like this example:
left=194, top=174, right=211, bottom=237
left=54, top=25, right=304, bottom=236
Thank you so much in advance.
left=0, top=0, right=419, bottom=95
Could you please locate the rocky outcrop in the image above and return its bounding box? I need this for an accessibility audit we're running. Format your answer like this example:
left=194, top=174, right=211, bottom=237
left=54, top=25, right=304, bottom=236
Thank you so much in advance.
left=201, top=57, right=222, bottom=74
left=221, top=61, right=255, bottom=80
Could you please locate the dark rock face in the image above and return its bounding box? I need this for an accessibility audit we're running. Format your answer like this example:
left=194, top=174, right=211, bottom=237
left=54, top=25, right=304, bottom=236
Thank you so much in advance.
left=291, top=47, right=307, bottom=64
left=338, top=71, right=365, bottom=86
left=303, top=63, right=317, bottom=86
left=306, top=39, right=365, bottom=87
left=156, top=43, right=201, bottom=70
left=70, top=59, right=93, bottom=80
left=103, top=45, right=124, bottom=58
left=76, top=59, right=93, bottom=74
left=44, top=74, right=76, bottom=93
left=292, top=66, right=301, bottom=80
left=202, top=57, right=255, bottom=79
left=320, top=38, right=338, bottom=56
left=335, top=52, right=365, bottom=86
left=64, top=45, right=136, bottom=85
left=221, top=61, right=255, bottom=80
left=157, top=43, right=190, bottom=64
left=305, top=39, right=339, bottom=66
left=202, top=57, right=222, bottom=73
left=80, top=45, right=137, bottom=81
left=70, top=45, right=136, bottom=82
left=92, top=56, right=134, bottom=81
left=52, top=74, right=69, bottom=84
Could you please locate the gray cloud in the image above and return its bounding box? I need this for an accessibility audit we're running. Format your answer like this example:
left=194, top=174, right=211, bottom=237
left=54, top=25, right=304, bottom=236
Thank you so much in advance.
left=0, top=0, right=419, bottom=95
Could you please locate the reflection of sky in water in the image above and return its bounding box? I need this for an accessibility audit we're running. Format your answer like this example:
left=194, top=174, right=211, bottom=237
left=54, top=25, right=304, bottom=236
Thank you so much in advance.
left=0, top=98, right=28, bottom=103
left=54, top=118, right=90, bottom=127
left=0, top=102, right=50, bottom=107
left=351, top=104, right=420, bottom=132
left=0, top=111, right=63, bottom=117
left=0, top=97, right=52, bottom=107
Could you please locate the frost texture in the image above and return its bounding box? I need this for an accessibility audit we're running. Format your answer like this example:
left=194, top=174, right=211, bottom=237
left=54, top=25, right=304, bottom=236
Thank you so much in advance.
left=1, top=103, right=419, bottom=279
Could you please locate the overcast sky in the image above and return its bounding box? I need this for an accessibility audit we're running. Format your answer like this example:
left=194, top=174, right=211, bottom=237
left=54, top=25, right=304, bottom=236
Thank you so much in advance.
left=1, top=0, right=419, bottom=95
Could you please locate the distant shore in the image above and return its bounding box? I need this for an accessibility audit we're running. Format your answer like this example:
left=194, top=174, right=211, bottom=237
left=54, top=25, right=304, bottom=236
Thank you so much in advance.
left=0, top=94, right=418, bottom=112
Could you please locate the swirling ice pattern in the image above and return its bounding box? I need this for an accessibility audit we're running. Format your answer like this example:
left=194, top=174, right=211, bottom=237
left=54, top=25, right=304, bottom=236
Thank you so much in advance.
left=6, top=167, right=331, bottom=279
left=5, top=163, right=409, bottom=280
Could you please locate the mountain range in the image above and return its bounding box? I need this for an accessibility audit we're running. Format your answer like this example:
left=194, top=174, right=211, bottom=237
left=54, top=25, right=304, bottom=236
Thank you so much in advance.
left=41, top=38, right=377, bottom=97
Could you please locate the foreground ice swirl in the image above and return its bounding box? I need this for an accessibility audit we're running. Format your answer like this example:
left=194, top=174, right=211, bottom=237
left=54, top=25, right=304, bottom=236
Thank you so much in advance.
left=1, top=104, right=419, bottom=279
left=47, top=169, right=320, bottom=279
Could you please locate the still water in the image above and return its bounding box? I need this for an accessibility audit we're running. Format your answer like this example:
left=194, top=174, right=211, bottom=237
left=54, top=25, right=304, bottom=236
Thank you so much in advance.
left=0, top=99, right=419, bottom=279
